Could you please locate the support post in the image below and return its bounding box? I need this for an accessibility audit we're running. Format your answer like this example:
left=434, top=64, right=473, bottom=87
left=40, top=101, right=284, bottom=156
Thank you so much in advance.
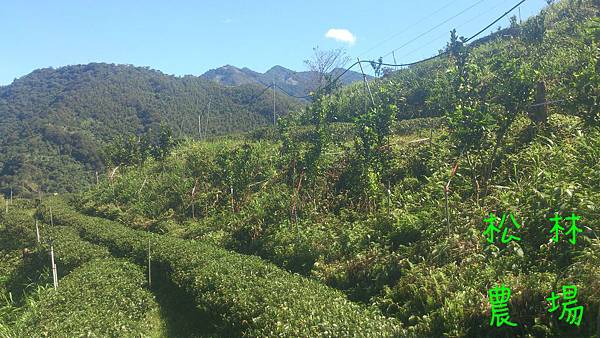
left=35, top=219, right=40, bottom=244
left=357, top=58, right=376, bottom=106
left=148, top=238, right=152, bottom=287
left=50, top=241, right=58, bottom=290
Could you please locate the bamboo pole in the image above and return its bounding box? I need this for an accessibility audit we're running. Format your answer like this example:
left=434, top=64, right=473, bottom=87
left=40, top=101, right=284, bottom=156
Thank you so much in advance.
left=35, top=220, right=40, bottom=244
left=50, top=241, right=58, bottom=290
left=148, top=239, right=152, bottom=287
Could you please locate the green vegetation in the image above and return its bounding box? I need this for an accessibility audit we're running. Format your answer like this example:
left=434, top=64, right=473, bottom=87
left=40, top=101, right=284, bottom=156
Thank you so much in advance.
left=0, top=63, right=302, bottom=196
left=74, top=1, right=598, bottom=336
left=0, top=0, right=598, bottom=336
left=38, top=198, right=403, bottom=337
left=13, top=259, right=160, bottom=337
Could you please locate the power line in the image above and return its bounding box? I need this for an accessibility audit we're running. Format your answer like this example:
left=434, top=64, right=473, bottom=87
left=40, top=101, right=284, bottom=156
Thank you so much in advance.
left=463, top=0, right=526, bottom=43
left=274, top=84, right=312, bottom=99
left=325, top=0, right=527, bottom=90
left=396, top=1, right=508, bottom=62
left=382, top=0, right=487, bottom=58
left=358, top=0, right=456, bottom=58
left=246, top=0, right=528, bottom=104
left=247, top=83, right=275, bottom=103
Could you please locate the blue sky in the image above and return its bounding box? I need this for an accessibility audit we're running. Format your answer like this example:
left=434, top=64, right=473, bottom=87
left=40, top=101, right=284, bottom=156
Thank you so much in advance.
left=0, top=0, right=549, bottom=85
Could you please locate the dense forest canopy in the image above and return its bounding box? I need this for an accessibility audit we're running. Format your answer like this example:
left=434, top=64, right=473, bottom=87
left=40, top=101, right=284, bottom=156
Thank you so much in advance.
left=0, top=63, right=303, bottom=195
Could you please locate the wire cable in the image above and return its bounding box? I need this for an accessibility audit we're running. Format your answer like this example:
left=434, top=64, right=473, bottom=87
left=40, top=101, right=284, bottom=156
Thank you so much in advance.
left=249, top=0, right=527, bottom=103
left=396, top=1, right=508, bottom=62
left=382, top=0, right=487, bottom=58
left=357, top=0, right=456, bottom=58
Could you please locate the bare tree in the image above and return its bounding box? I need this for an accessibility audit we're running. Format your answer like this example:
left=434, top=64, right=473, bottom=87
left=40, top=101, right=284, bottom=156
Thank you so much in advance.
left=304, top=46, right=350, bottom=94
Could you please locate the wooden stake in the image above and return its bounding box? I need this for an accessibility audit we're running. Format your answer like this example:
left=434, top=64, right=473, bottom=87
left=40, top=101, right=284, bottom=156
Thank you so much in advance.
left=387, top=181, right=391, bottom=215
left=357, top=58, right=376, bottom=106
left=148, top=238, right=152, bottom=287
left=35, top=220, right=40, bottom=244
left=50, top=243, right=58, bottom=290
left=230, top=187, right=235, bottom=212
left=138, top=177, right=148, bottom=195
left=10, top=189, right=13, bottom=205
left=96, top=171, right=99, bottom=185
left=191, top=179, right=198, bottom=220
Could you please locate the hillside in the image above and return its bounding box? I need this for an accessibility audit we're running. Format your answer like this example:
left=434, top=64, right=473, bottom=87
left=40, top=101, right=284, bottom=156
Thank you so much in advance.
left=201, top=64, right=369, bottom=98
left=0, top=63, right=303, bottom=195
left=0, top=0, right=599, bottom=337
left=52, top=0, right=598, bottom=336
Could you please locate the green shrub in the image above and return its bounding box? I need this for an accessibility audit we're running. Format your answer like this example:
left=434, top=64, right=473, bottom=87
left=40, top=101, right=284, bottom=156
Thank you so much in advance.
left=39, top=198, right=403, bottom=337
left=14, top=259, right=160, bottom=337
left=0, top=208, right=37, bottom=250
left=39, top=226, right=111, bottom=275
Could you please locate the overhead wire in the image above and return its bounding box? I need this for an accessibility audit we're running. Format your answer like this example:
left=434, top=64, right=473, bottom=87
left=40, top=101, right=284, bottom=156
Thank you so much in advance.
left=357, top=0, right=456, bottom=58
left=396, top=0, right=508, bottom=62
left=382, top=0, right=487, bottom=58
left=248, top=0, right=528, bottom=103
left=322, top=0, right=528, bottom=93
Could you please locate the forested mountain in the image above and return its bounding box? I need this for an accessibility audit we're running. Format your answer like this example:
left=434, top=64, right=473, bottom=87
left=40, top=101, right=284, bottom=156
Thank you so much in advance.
left=62, top=0, right=597, bottom=336
left=201, top=64, right=369, bottom=97
left=0, top=63, right=302, bottom=195
left=1, top=0, right=599, bottom=337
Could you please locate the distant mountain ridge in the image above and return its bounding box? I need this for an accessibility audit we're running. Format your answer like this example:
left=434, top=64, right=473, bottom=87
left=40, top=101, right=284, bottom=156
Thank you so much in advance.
left=0, top=63, right=302, bottom=195
left=201, top=65, right=370, bottom=98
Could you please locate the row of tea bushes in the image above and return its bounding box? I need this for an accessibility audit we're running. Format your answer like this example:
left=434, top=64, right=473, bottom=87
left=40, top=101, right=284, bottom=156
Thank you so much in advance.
left=0, top=208, right=111, bottom=279
left=0, top=208, right=46, bottom=303
left=1, top=209, right=160, bottom=337
left=39, top=198, right=404, bottom=337
left=13, top=259, right=160, bottom=337
left=39, top=226, right=111, bottom=276
left=0, top=208, right=38, bottom=250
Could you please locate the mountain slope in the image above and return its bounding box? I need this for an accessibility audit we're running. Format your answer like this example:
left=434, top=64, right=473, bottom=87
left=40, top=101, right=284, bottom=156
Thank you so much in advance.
left=201, top=65, right=369, bottom=97
left=0, top=63, right=302, bottom=195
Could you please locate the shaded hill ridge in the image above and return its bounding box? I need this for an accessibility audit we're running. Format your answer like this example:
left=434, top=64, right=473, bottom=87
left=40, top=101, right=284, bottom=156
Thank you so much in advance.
left=201, top=64, right=369, bottom=97
left=0, top=62, right=302, bottom=195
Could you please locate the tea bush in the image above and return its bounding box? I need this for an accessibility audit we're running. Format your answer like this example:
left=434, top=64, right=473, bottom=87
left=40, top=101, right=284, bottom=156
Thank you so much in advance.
left=14, top=259, right=160, bottom=337
left=39, top=198, right=403, bottom=337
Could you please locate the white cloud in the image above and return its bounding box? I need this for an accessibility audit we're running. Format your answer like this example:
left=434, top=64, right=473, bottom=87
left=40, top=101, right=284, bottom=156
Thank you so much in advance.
left=325, top=28, right=356, bottom=45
